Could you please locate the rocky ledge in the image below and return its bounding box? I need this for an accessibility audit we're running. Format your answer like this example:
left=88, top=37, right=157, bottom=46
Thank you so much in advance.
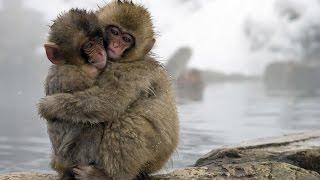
left=1, top=131, right=320, bottom=180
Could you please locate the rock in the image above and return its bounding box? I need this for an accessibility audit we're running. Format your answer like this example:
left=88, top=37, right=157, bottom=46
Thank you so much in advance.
left=156, top=130, right=320, bottom=179
left=154, top=162, right=320, bottom=179
left=287, top=149, right=320, bottom=174
left=0, top=172, right=58, bottom=180
left=1, top=131, right=320, bottom=180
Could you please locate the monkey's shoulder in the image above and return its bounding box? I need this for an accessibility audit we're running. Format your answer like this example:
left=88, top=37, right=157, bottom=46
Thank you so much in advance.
left=109, top=58, right=164, bottom=75
left=46, top=65, right=96, bottom=94
left=97, top=59, right=169, bottom=89
left=48, top=65, right=79, bottom=77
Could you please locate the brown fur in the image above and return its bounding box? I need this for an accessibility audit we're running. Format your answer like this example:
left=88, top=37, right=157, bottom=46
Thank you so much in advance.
left=39, top=1, right=179, bottom=179
left=42, top=9, right=106, bottom=180
left=97, top=0, right=155, bottom=62
left=48, top=8, right=104, bottom=65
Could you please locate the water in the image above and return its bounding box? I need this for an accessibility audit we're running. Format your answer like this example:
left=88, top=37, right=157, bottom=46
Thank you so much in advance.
left=1, top=82, right=320, bottom=173
left=172, top=82, right=320, bottom=170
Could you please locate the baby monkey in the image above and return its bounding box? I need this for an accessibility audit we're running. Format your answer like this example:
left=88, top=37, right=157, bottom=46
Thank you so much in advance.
left=44, top=8, right=107, bottom=81
left=40, top=1, right=179, bottom=179
left=43, top=9, right=107, bottom=180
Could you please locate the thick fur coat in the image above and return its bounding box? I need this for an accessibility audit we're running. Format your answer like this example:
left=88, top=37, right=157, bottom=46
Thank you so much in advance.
left=39, top=1, right=179, bottom=179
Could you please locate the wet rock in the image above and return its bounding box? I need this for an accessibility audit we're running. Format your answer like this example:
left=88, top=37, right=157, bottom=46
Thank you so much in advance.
left=156, top=131, right=320, bottom=179
left=287, top=149, right=320, bottom=174
left=1, top=131, right=320, bottom=180
left=154, top=162, right=320, bottom=179
left=0, top=172, right=58, bottom=180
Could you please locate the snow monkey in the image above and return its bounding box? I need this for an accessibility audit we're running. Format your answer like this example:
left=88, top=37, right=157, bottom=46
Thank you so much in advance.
left=42, top=8, right=108, bottom=180
left=39, top=1, right=179, bottom=179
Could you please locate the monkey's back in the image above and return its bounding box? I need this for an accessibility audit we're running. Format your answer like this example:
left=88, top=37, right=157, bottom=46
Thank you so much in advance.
left=125, top=59, right=179, bottom=173
left=97, top=58, right=179, bottom=178
left=45, top=65, right=104, bottom=173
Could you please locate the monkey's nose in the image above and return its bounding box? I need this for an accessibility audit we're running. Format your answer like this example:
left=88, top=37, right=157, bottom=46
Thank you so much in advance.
left=113, top=42, right=120, bottom=48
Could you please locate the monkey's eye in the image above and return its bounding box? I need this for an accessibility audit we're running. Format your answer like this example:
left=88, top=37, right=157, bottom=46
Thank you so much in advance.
left=122, top=34, right=133, bottom=44
left=110, top=27, right=120, bottom=36
left=95, top=36, right=103, bottom=41
left=83, top=41, right=94, bottom=49
left=95, top=37, right=104, bottom=43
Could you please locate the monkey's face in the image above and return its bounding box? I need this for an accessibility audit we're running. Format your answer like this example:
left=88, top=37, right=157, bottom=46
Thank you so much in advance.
left=82, top=36, right=107, bottom=70
left=105, top=25, right=135, bottom=60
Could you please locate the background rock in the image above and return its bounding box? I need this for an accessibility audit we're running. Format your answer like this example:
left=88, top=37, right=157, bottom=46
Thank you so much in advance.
left=1, top=131, right=320, bottom=180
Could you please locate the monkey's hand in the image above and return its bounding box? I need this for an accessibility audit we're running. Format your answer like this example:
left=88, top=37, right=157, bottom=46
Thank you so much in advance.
left=73, top=166, right=110, bottom=180
left=38, top=95, right=58, bottom=121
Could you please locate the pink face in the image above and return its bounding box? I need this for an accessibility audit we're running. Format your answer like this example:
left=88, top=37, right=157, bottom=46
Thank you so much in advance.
left=105, top=26, right=135, bottom=60
left=82, top=37, right=107, bottom=70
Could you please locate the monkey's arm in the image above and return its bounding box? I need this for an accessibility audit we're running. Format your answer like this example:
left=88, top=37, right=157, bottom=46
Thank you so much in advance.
left=38, top=61, right=157, bottom=124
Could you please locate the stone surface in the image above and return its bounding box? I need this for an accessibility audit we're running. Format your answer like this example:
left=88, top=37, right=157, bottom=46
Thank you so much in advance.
left=154, top=162, right=320, bottom=180
left=1, top=131, right=320, bottom=180
left=156, top=131, right=320, bottom=179
left=0, top=172, right=58, bottom=180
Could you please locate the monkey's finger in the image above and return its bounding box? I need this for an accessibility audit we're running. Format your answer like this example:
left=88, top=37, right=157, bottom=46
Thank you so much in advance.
left=77, top=165, right=93, bottom=171
left=72, top=168, right=84, bottom=176
left=74, top=166, right=85, bottom=171
left=73, top=168, right=88, bottom=180
left=74, top=174, right=84, bottom=180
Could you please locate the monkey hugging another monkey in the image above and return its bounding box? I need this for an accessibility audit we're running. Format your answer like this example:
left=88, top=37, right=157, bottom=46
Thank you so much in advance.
left=38, top=1, right=179, bottom=180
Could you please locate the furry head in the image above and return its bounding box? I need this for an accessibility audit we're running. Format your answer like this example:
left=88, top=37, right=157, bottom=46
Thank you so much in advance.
left=97, top=1, right=155, bottom=62
left=48, top=8, right=103, bottom=63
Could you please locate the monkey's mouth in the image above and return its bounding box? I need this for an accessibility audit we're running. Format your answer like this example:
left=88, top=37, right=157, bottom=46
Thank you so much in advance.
left=107, top=48, right=120, bottom=60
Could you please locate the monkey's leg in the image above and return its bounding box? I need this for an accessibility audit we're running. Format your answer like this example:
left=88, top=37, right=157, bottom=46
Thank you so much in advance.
left=127, top=94, right=179, bottom=176
left=99, top=113, right=159, bottom=180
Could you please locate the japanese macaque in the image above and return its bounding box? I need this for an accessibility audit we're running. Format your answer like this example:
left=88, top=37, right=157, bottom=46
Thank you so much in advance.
left=45, top=9, right=107, bottom=79
left=42, top=9, right=108, bottom=180
left=39, top=1, right=179, bottom=180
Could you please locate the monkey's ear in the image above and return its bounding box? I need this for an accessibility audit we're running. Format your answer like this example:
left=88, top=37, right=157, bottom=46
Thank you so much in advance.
left=44, top=43, right=63, bottom=64
left=144, top=38, right=155, bottom=55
